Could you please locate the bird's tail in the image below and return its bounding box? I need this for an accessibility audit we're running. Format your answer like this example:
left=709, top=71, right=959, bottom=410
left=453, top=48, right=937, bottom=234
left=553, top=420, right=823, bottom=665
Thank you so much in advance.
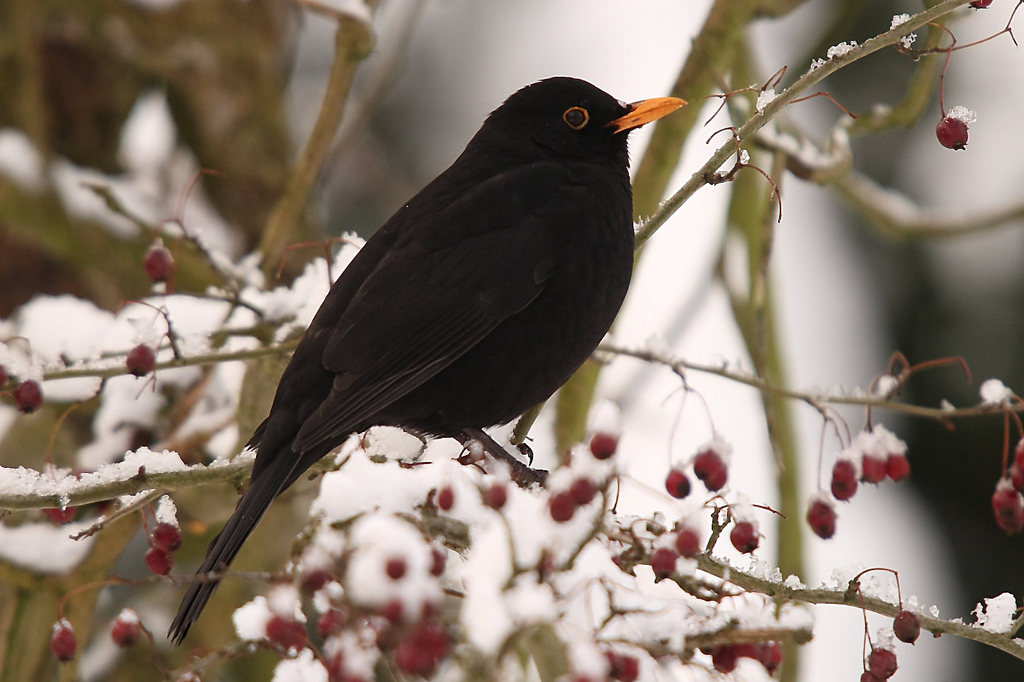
left=167, top=451, right=297, bottom=644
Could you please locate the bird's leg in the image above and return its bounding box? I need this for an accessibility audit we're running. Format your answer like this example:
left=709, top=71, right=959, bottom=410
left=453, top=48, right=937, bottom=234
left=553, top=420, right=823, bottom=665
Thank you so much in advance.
left=459, top=428, right=547, bottom=488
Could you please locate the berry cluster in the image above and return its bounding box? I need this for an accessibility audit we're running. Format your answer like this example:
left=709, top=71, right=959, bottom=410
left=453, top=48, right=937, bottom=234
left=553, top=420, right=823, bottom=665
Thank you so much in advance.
left=664, top=442, right=730, bottom=501
left=991, top=439, right=1024, bottom=533
left=145, top=498, right=182, bottom=576
left=815, top=425, right=911, bottom=539
left=704, top=641, right=783, bottom=675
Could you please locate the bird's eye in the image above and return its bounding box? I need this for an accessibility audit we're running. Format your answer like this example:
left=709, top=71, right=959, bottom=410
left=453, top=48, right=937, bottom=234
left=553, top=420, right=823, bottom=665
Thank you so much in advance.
left=562, top=106, right=589, bottom=130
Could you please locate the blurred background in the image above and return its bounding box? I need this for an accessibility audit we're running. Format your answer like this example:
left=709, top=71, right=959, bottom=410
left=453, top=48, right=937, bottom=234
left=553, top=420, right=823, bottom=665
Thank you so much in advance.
left=1, top=0, right=1023, bottom=680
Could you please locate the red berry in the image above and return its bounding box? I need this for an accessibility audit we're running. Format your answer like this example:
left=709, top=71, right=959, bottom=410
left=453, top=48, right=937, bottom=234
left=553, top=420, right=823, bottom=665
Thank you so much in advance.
left=861, top=672, right=884, bottom=682
left=893, top=610, right=921, bottom=644
left=674, top=527, right=701, bottom=558
left=867, top=647, right=898, bottom=679
left=110, top=609, right=141, bottom=648
left=1014, top=439, right=1024, bottom=470
left=301, top=567, right=333, bottom=593
left=386, top=557, right=407, bottom=580
left=730, top=521, right=759, bottom=554
left=861, top=455, right=887, bottom=484
left=145, top=546, right=174, bottom=575
left=604, top=650, right=640, bottom=682
left=1011, top=465, right=1024, bottom=495
left=151, top=521, right=182, bottom=552
left=755, top=641, right=783, bottom=673
left=935, top=116, right=969, bottom=150
left=43, top=506, right=77, bottom=524
left=317, top=608, right=345, bottom=638
left=483, top=482, right=507, bottom=509
left=693, top=449, right=728, bottom=491
left=13, top=380, right=43, bottom=413
left=568, top=477, right=597, bottom=505
left=144, top=241, right=174, bottom=282
left=970, top=0, right=993, bottom=7
left=649, top=547, right=678, bottom=580
left=380, top=599, right=404, bottom=623
left=430, top=547, right=447, bottom=577
left=436, top=485, right=454, bottom=511
left=807, top=499, right=837, bottom=539
left=394, top=623, right=449, bottom=676
left=664, top=468, right=691, bottom=499
left=265, top=614, right=307, bottom=651
left=831, top=459, right=858, bottom=501
left=589, top=431, right=619, bottom=459
left=126, top=344, right=156, bottom=377
left=50, top=619, right=77, bottom=662
left=992, top=484, right=1024, bottom=534
left=711, top=644, right=738, bottom=673
left=549, top=491, right=576, bottom=523
left=886, top=453, right=911, bottom=482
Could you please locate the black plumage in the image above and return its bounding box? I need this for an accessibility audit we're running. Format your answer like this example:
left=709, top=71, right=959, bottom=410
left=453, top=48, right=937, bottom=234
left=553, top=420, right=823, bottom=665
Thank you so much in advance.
left=169, top=77, right=683, bottom=643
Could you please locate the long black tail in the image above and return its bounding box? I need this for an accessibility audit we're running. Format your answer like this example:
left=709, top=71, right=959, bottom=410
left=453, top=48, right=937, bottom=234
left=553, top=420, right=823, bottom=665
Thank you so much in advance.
left=167, top=451, right=297, bottom=644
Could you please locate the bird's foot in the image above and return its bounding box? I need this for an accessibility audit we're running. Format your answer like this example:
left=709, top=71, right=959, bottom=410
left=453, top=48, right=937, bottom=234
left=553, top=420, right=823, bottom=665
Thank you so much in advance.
left=459, top=428, right=547, bottom=488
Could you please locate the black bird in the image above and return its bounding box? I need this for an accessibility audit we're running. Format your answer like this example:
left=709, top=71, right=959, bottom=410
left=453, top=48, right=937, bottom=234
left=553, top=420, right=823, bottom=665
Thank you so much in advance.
left=169, top=77, right=684, bottom=643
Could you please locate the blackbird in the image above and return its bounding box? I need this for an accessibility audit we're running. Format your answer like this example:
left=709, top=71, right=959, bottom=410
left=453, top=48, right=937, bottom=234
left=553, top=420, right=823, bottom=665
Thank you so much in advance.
left=168, top=77, right=684, bottom=643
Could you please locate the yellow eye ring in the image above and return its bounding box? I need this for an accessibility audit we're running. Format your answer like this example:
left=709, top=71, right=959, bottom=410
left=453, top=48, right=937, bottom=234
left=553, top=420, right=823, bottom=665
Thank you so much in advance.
left=562, top=106, right=589, bottom=130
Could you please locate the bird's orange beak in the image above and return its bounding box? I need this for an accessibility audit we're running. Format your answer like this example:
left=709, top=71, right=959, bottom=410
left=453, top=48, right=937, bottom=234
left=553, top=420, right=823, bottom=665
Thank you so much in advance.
left=607, top=96, right=686, bottom=133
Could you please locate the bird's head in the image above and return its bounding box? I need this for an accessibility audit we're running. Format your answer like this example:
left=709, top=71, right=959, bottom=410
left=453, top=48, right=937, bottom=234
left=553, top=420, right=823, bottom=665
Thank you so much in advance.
left=475, top=77, right=685, bottom=165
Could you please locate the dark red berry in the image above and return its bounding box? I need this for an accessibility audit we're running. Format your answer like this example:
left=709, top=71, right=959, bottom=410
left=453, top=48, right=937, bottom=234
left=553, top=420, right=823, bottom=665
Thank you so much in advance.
left=51, top=619, right=77, bottom=662
left=807, top=499, right=837, bottom=539
left=0, top=364, right=7, bottom=386
left=831, top=459, right=858, bottom=501
left=43, top=506, right=77, bottom=524
left=126, top=344, right=156, bottom=377
left=386, top=557, right=407, bottom=580
left=664, top=468, right=691, bottom=499
left=730, top=521, right=759, bottom=554
left=265, top=614, right=307, bottom=651
left=436, top=485, right=454, bottom=511
left=711, top=644, right=738, bottom=673
left=110, top=609, right=141, bottom=647
left=1011, top=465, right=1024, bottom=495
left=430, top=546, right=447, bottom=577
left=151, top=521, right=182, bottom=552
left=893, top=610, right=921, bottom=644
left=13, top=380, right=43, bottom=413
left=484, top=482, right=507, bottom=509
left=970, top=0, right=993, bottom=8
left=867, top=647, right=898, bottom=679
left=145, top=546, right=173, bottom=575
left=992, top=484, right=1024, bottom=534
left=317, top=608, right=345, bottom=638
left=1014, top=439, right=1024, bottom=470
left=549, top=491, right=576, bottom=523
left=589, top=431, right=619, bottom=460
left=935, top=116, right=969, bottom=150
left=380, top=599, right=404, bottom=623
left=301, top=567, right=333, bottom=593
left=861, top=672, right=884, bottom=682
left=394, top=623, right=449, bottom=676
left=604, top=650, right=640, bottom=682
left=861, top=455, right=887, bottom=484
left=649, top=547, right=678, bottom=580
left=886, top=453, right=911, bottom=482
left=755, top=641, right=783, bottom=673
left=144, top=241, right=174, bottom=282
left=568, top=477, right=597, bottom=506
left=674, top=527, right=701, bottom=558
left=693, top=449, right=728, bottom=491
